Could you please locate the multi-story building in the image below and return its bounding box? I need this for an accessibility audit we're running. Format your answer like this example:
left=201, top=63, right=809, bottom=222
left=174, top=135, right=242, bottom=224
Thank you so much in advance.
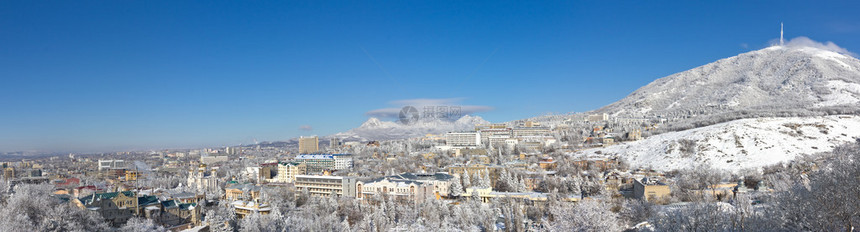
left=231, top=200, right=271, bottom=219
left=329, top=138, right=340, bottom=148
left=225, top=146, right=242, bottom=155
left=73, top=191, right=138, bottom=226
left=187, top=164, right=219, bottom=193
left=587, top=113, right=609, bottom=122
left=125, top=170, right=140, bottom=181
left=200, top=155, right=229, bottom=164
left=294, top=175, right=356, bottom=197
left=98, top=160, right=127, bottom=171
left=333, top=154, right=354, bottom=170
left=299, top=136, right=319, bottom=154
left=382, top=172, right=456, bottom=197
left=446, top=132, right=482, bottom=148
left=356, top=178, right=435, bottom=204
left=512, top=126, right=551, bottom=137
left=294, top=154, right=352, bottom=173
left=158, top=199, right=202, bottom=229
left=224, top=183, right=262, bottom=201
left=3, top=167, right=14, bottom=180
left=260, top=162, right=277, bottom=181
left=276, top=162, right=307, bottom=183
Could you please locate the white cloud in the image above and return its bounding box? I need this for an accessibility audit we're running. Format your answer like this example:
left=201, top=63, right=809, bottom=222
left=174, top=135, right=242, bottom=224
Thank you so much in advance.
left=366, top=98, right=493, bottom=119
left=299, top=125, right=313, bottom=131
left=780, top=36, right=855, bottom=57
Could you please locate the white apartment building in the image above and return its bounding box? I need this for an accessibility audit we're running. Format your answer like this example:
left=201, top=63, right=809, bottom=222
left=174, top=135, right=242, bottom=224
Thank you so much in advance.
left=200, top=155, right=229, bottom=164
left=446, top=132, right=482, bottom=148
left=294, top=175, right=356, bottom=197
left=333, top=155, right=354, bottom=170
left=512, top=127, right=551, bottom=137
left=587, top=113, right=609, bottom=122
left=98, top=160, right=127, bottom=171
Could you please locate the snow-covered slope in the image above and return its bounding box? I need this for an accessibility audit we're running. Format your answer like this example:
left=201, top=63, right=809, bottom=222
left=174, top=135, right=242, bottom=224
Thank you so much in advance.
left=574, top=115, right=860, bottom=171
left=330, top=115, right=489, bottom=141
left=598, top=45, right=860, bottom=119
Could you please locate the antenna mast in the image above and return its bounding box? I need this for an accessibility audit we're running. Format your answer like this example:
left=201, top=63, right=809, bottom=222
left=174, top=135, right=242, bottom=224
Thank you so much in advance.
left=780, top=22, right=784, bottom=46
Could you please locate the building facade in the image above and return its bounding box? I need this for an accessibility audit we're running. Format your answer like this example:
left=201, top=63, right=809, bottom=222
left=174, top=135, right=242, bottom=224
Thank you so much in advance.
left=187, top=164, right=219, bottom=193
left=299, top=136, right=319, bottom=154
left=276, top=162, right=307, bottom=183
left=294, top=154, right=353, bottom=173
left=446, top=132, right=482, bottom=148
left=294, top=175, right=356, bottom=197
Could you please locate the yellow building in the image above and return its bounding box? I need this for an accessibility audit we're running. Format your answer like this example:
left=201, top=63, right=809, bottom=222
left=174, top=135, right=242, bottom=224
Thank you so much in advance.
left=3, top=167, right=15, bottom=180
left=299, top=136, right=319, bottom=154
left=231, top=200, right=271, bottom=219
left=224, top=183, right=262, bottom=201
left=125, top=170, right=140, bottom=181
left=276, top=162, right=307, bottom=183
left=633, top=178, right=671, bottom=203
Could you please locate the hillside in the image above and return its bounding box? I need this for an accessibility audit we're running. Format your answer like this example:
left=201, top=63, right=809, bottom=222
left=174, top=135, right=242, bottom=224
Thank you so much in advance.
left=574, top=115, right=860, bottom=171
left=597, top=45, right=860, bottom=121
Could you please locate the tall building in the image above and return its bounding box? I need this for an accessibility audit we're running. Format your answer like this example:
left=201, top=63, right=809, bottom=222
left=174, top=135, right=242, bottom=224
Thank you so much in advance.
left=329, top=138, right=340, bottom=148
left=225, top=146, right=242, bottom=155
left=3, top=167, right=14, bottom=180
left=299, top=136, right=319, bottom=154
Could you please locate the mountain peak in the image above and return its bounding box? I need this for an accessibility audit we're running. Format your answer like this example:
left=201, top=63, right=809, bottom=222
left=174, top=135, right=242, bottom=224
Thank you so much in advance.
left=599, top=44, right=860, bottom=119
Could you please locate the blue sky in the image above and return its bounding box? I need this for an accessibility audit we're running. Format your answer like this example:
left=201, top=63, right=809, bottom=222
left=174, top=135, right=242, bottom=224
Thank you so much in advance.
left=2, top=1, right=859, bottom=152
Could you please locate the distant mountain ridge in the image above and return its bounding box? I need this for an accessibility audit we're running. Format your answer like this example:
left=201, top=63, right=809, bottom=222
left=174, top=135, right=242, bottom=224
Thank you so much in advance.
left=329, top=115, right=490, bottom=141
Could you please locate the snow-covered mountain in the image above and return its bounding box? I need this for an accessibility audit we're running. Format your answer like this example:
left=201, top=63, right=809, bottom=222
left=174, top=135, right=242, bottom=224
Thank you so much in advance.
left=598, top=45, right=860, bottom=119
left=330, top=115, right=489, bottom=141
left=569, top=44, right=860, bottom=171
left=575, top=115, right=860, bottom=172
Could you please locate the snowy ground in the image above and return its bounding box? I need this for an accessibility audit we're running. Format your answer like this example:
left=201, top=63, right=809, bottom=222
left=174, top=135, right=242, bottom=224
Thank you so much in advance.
left=573, top=115, right=860, bottom=172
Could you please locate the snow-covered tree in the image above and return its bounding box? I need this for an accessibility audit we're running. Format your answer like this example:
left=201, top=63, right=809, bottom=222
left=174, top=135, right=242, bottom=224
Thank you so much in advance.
left=448, top=175, right=464, bottom=197
left=121, top=217, right=167, bottom=232
left=548, top=199, right=622, bottom=231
